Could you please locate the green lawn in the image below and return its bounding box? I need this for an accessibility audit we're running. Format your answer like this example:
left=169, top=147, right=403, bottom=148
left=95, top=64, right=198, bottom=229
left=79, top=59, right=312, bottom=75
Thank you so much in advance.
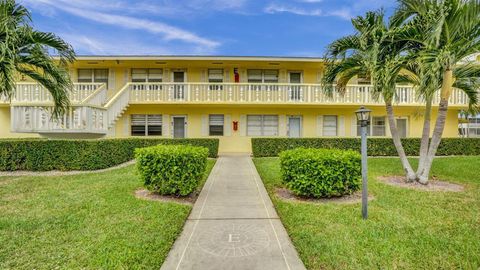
left=253, top=157, right=480, bottom=270
left=0, top=160, right=215, bottom=269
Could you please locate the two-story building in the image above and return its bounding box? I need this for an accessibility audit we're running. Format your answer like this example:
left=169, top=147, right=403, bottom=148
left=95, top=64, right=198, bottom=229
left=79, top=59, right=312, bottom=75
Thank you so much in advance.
left=0, top=56, right=470, bottom=153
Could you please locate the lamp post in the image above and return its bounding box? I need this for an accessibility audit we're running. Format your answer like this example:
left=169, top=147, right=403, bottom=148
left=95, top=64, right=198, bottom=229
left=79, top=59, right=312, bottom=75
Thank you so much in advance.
left=355, top=106, right=371, bottom=220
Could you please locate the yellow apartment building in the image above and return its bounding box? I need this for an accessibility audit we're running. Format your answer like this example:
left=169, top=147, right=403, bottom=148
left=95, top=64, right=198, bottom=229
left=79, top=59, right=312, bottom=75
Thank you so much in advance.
left=0, top=56, right=472, bottom=153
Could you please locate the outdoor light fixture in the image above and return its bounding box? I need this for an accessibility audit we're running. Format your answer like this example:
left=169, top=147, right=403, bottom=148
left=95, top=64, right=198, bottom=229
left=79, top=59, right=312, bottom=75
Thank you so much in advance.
left=355, top=106, right=371, bottom=125
left=355, top=106, right=372, bottom=220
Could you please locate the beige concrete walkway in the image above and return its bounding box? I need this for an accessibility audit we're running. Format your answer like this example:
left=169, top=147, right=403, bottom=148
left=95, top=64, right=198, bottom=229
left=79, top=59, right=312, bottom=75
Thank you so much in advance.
left=161, top=155, right=306, bottom=270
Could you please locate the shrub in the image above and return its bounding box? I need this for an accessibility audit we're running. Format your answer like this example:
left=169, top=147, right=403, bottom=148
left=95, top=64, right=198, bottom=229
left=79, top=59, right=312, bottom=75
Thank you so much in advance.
left=0, top=138, right=218, bottom=171
left=135, top=145, right=209, bottom=196
left=280, top=148, right=361, bottom=198
left=252, top=137, right=480, bottom=157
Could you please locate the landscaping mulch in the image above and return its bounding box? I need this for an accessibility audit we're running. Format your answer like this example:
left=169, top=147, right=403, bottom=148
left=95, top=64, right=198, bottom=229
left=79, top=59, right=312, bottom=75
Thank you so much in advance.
left=378, top=175, right=464, bottom=192
left=134, top=189, right=197, bottom=205
left=275, top=187, right=374, bottom=204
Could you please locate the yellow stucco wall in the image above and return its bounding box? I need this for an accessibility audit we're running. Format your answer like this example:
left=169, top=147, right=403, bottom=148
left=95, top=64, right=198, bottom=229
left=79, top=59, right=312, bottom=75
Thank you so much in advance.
left=3, top=57, right=463, bottom=153
left=112, top=104, right=459, bottom=153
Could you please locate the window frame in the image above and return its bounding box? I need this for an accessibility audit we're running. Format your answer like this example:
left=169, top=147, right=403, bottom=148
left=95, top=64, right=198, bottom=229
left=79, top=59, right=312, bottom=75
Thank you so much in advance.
left=247, top=114, right=279, bottom=136
left=356, top=116, right=386, bottom=137
left=77, top=68, right=109, bottom=87
left=208, top=114, right=224, bottom=136
left=131, top=68, right=163, bottom=83
left=130, top=114, right=162, bottom=136
left=247, top=69, right=279, bottom=83
left=323, top=115, right=338, bottom=136
left=208, top=69, right=224, bottom=90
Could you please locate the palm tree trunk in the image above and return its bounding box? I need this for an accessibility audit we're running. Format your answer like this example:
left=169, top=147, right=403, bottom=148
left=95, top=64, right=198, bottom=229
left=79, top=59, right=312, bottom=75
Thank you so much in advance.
left=416, top=97, right=432, bottom=178
left=386, top=102, right=416, bottom=181
left=418, top=69, right=452, bottom=184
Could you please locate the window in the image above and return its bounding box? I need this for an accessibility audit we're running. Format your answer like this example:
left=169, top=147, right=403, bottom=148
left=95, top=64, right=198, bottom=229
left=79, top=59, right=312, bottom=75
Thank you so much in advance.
left=247, top=115, right=279, bottom=136
left=289, top=72, right=302, bottom=83
left=131, top=69, right=147, bottom=82
left=77, top=69, right=109, bottom=87
left=263, top=70, right=279, bottom=83
left=468, top=115, right=480, bottom=137
left=247, top=70, right=263, bottom=83
left=208, top=69, right=223, bottom=90
left=356, top=116, right=386, bottom=136
left=323, top=116, right=337, bottom=136
left=131, top=69, right=163, bottom=83
left=247, top=69, right=279, bottom=83
left=78, top=69, right=93, bottom=83
left=209, top=114, right=224, bottom=136
left=131, top=114, right=162, bottom=136
left=372, top=116, right=386, bottom=136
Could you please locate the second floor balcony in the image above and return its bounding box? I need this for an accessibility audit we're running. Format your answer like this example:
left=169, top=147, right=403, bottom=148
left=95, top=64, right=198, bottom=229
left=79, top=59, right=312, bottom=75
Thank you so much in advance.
left=125, top=82, right=470, bottom=106
left=3, top=82, right=472, bottom=107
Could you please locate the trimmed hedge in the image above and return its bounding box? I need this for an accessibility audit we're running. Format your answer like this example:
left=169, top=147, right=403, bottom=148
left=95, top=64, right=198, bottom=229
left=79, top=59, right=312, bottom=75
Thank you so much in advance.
left=0, top=138, right=218, bottom=171
left=135, top=145, right=208, bottom=196
left=252, top=137, right=480, bottom=157
left=280, top=148, right=361, bottom=198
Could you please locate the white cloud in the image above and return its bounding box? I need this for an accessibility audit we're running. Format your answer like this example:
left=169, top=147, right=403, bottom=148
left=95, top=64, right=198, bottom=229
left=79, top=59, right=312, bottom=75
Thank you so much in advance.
left=264, top=3, right=353, bottom=19
left=22, top=0, right=220, bottom=51
left=59, top=34, right=186, bottom=55
left=265, top=4, right=323, bottom=16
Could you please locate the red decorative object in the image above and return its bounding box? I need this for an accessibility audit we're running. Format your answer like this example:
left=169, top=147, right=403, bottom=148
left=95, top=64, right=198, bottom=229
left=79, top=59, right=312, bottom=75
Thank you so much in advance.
left=233, top=121, right=238, bottom=131
left=234, top=68, right=240, bottom=83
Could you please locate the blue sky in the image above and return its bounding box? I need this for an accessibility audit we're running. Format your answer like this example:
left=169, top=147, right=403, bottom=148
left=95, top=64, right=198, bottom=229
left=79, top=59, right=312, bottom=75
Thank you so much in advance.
left=21, top=0, right=396, bottom=56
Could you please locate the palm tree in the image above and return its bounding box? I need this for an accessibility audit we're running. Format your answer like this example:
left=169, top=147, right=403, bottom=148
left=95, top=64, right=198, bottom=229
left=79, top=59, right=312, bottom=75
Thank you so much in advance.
left=391, top=0, right=480, bottom=183
left=323, top=4, right=480, bottom=184
left=322, top=10, right=417, bottom=181
left=0, top=0, right=75, bottom=118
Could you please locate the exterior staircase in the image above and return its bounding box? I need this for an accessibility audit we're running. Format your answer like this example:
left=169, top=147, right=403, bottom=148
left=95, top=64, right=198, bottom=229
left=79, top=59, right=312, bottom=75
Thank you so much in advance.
left=9, top=82, right=131, bottom=136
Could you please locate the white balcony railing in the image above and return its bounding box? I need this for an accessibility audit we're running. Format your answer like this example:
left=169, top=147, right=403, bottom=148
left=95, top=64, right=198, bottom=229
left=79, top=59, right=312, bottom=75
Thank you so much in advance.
left=7, top=82, right=472, bottom=135
left=12, top=82, right=104, bottom=104
left=126, top=83, right=471, bottom=106
left=11, top=105, right=107, bottom=134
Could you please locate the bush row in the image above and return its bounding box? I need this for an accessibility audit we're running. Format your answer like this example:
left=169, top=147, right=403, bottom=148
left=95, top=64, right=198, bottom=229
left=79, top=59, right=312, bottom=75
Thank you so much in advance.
left=0, top=138, right=218, bottom=171
left=136, top=145, right=208, bottom=196
left=252, top=137, right=480, bottom=157
left=280, top=148, right=361, bottom=198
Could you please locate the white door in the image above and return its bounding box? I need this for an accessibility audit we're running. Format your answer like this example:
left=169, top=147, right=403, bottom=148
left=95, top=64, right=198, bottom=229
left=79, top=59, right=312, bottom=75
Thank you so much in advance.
left=288, top=72, right=302, bottom=101
left=396, top=118, right=407, bottom=138
left=173, top=116, right=186, bottom=138
left=288, top=116, right=301, bottom=138
left=173, top=71, right=185, bottom=100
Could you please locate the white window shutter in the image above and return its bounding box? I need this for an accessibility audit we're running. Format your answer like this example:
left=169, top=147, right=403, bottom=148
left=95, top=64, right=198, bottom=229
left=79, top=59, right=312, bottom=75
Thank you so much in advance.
left=200, top=69, right=207, bottom=82
left=317, top=115, right=323, bottom=136
left=239, top=115, right=247, bottom=136
left=108, top=68, right=116, bottom=91
left=279, top=115, right=287, bottom=136
left=201, top=114, right=208, bottom=136
left=351, top=115, right=357, bottom=136
left=279, top=69, right=287, bottom=83
left=69, top=68, right=77, bottom=82
left=224, top=114, right=232, bottom=136
left=163, top=69, right=170, bottom=82
left=124, top=115, right=130, bottom=136
left=240, top=69, right=247, bottom=83
left=162, top=114, right=170, bottom=137
left=339, top=116, right=345, bottom=136
left=123, top=69, right=129, bottom=84
left=316, top=70, right=323, bottom=83
left=224, top=69, right=230, bottom=82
